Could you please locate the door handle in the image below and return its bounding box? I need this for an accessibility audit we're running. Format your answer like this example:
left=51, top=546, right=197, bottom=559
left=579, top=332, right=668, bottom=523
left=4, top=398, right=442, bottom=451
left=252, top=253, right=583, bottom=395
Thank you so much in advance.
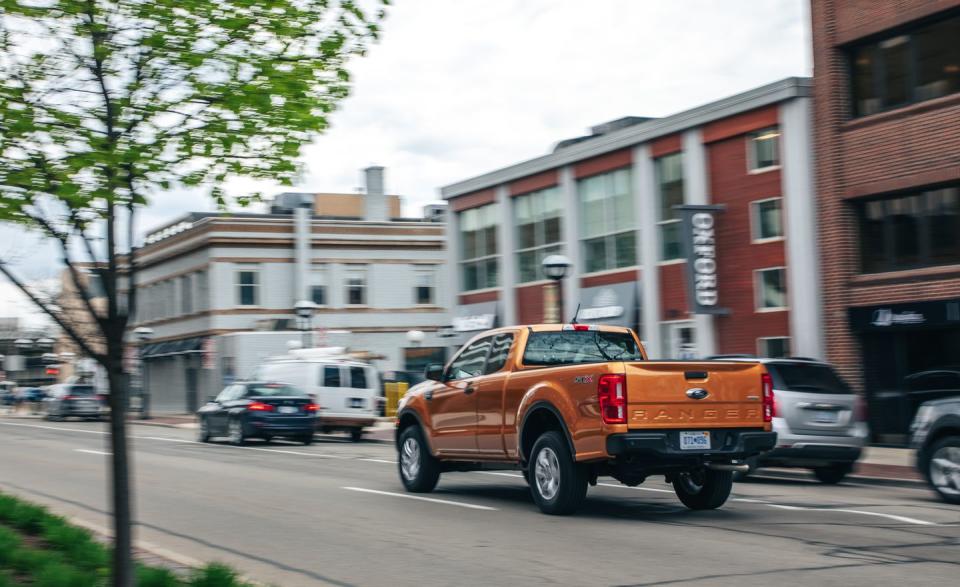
left=464, top=386, right=475, bottom=395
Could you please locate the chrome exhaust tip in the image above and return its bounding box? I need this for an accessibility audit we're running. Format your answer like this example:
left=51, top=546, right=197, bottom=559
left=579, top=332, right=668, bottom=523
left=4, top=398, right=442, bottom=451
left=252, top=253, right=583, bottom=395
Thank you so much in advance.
left=705, top=462, right=750, bottom=473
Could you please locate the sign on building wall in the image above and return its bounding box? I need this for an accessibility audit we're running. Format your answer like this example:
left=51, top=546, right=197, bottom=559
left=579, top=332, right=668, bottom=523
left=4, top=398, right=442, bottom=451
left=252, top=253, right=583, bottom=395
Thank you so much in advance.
left=675, top=205, right=729, bottom=315
left=577, top=282, right=638, bottom=329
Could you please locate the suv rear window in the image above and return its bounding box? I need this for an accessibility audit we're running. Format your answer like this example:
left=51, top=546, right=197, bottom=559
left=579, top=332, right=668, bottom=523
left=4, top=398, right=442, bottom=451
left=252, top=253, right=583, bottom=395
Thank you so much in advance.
left=523, top=330, right=642, bottom=366
left=767, top=363, right=853, bottom=394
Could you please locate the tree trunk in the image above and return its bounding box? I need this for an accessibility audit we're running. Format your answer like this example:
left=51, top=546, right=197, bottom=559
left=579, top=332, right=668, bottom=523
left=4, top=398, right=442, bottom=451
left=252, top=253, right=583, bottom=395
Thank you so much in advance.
left=106, top=346, right=133, bottom=587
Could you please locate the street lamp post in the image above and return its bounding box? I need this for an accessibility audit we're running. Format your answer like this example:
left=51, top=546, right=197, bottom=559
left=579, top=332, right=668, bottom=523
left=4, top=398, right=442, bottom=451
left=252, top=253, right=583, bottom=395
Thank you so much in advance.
left=133, top=327, right=154, bottom=419
left=542, top=254, right=572, bottom=324
left=294, top=300, right=318, bottom=348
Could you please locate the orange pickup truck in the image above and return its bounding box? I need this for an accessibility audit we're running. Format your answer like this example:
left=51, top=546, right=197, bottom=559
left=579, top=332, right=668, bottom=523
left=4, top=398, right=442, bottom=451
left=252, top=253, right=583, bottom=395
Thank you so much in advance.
left=395, top=324, right=776, bottom=515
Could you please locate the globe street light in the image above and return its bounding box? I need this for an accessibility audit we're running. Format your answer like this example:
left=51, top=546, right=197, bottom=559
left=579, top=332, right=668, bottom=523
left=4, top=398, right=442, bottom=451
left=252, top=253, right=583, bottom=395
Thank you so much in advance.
left=294, top=300, right=318, bottom=348
left=406, top=329, right=425, bottom=347
left=133, top=327, right=154, bottom=419
left=542, top=254, right=571, bottom=323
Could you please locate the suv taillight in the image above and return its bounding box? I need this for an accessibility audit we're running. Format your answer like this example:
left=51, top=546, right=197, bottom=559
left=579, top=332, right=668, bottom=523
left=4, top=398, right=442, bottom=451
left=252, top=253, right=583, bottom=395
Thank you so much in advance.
left=598, top=374, right=627, bottom=425
left=247, top=401, right=273, bottom=412
left=761, top=372, right=774, bottom=422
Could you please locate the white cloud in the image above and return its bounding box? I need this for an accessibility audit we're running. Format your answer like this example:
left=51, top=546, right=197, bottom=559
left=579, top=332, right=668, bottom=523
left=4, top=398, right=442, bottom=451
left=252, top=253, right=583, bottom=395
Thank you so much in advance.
left=0, top=0, right=810, bottom=323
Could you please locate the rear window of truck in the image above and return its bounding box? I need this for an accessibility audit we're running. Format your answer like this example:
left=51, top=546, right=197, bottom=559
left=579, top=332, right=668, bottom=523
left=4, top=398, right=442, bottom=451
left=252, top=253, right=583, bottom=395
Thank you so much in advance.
left=523, top=330, right=642, bottom=366
left=767, top=363, right=853, bottom=395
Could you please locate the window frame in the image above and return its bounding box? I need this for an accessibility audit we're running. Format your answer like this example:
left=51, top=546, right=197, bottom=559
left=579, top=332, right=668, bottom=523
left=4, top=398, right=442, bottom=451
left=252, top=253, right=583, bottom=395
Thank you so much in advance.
left=746, top=127, right=781, bottom=174
left=322, top=365, right=342, bottom=388
left=310, top=265, right=328, bottom=307
left=413, top=268, right=436, bottom=306
left=234, top=266, right=261, bottom=307
left=484, top=333, right=515, bottom=374
left=514, top=187, right=564, bottom=284
left=343, top=265, right=368, bottom=307
left=750, top=197, right=785, bottom=243
left=445, top=336, right=494, bottom=381
left=654, top=152, right=685, bottom=263
left=757, top=336, right=791, bottom=359
left=754, top=266, right=789, bottom=312
left=577, top=168, right=637, bottom=274
left=458, top=203, right=500, bottom=292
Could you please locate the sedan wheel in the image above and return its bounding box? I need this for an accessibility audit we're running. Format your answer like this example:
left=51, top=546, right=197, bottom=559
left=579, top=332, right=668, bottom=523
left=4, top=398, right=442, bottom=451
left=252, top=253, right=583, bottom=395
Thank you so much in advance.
left=198, top=418, right=211, bottom=443
left=927, top=438, right=960, bottom=505
left=228, top=418, right=245, bottom=446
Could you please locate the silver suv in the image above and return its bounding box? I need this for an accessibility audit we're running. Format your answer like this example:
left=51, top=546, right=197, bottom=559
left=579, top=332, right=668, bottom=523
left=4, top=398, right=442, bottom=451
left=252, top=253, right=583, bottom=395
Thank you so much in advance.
left=910, top=397, right=960, bottom=504
left=717, top=357, right=869, bottom=483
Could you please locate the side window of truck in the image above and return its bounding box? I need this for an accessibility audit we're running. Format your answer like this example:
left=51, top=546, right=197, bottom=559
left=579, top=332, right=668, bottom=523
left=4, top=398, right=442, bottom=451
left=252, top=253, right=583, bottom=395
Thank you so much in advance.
left=323, top=365, right=342, bottom=387
left=447, top=337, right=493, bottom=381
left=484, top=334, right=515, bottom=374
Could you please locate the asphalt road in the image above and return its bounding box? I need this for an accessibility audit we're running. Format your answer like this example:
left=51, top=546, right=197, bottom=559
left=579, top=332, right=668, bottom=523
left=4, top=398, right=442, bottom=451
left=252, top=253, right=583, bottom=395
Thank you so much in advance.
left=1, top=418, right=958, bottom=587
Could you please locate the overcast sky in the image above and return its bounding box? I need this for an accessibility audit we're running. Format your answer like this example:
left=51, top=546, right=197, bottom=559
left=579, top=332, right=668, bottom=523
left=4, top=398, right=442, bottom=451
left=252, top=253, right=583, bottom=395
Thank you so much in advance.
left=0, top=0, right=811, bottom=327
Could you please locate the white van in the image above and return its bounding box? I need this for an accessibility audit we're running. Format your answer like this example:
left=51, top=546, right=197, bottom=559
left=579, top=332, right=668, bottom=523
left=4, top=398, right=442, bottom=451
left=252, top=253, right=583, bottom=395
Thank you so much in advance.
left=254, top=348, right=379, bottom=441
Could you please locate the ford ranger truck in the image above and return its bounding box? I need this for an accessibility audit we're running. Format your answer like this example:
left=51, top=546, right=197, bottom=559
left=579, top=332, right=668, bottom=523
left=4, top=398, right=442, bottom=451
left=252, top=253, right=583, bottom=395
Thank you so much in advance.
left=395, top=324, right=777, bottom=515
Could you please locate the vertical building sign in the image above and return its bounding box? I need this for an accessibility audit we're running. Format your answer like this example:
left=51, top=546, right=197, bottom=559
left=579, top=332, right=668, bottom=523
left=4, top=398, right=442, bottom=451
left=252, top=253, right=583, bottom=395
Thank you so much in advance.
left=675, top=204, right=729, bottom=315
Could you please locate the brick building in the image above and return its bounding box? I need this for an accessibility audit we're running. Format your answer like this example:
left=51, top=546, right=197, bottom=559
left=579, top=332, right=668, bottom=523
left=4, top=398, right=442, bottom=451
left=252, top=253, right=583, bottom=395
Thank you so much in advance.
left=812, top=1, right=960, bottom=443
left=441, top=78, right=822, bottom=363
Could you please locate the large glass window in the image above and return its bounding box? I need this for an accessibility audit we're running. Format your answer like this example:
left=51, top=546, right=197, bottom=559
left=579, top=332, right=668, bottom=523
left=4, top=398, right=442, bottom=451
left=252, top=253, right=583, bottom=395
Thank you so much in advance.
left=447, top=337, right=493, bottom=380
left=857, top=185, right=960, bottom=273
left=459, top=204, right=499, bottom=290
left=578, top=168, right=636, bottom=273
left=849, top=13, right=960, bottom=117
left=180, top=275, right=193, bottom=314
left=751, top=198, right=784, bottom=241
left=758, top=337, right=791, bottom=359
left=515, top=187, right=563, bottom=283
left=655, top=153, right=684, bottom=261
left=748, top=127, right=780, bottom=172
left=755, top=267, right=787, bottom=311
left=235, top=267, right=259, bottom=306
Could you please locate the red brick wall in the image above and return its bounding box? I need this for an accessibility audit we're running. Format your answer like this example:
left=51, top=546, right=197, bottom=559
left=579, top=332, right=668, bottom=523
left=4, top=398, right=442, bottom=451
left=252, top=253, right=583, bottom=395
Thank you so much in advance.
left=659, top=263, right=689, bottom=321
left=458, top=290, right=499, bottom=305
left=509, top=169, right=559, bottom=197
left=707, top=133, right=790, bottom=355
left=515, top=283, right=547, bottom=324
left=650, top=134, right=682, bottom=158
left=812, top=0, right=960, bottom=389
left=573, top=149, right=632, bottom=179
left=579, top=269, right=638, bottom=288
left=450, top=188, right=496, bottom=212
left=702, top=105, right=779, bottom=144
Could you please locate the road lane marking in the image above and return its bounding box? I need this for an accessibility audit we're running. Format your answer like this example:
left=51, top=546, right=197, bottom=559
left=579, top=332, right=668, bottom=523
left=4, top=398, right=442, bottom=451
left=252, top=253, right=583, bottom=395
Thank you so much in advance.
left=765, top=503, right=936, bottom=526
left=75, top=449, right=110, bottom=456
left=359, top=458, right=397, bottom=464
left=1, top=422, right=105, bottom=435
left=342, top=487, right=498, bottom=511
left=141, top=436, right=194, bottom=443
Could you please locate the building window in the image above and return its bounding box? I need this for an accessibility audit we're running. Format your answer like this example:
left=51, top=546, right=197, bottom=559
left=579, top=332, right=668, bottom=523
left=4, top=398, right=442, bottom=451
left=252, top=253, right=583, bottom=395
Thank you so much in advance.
left=849, top=13, right=960, bottom=117
left=515, top=187, right=563, bottom=283
left=578, top=168, right=636, bottom=273
left=747, top=127, right=780, bottom=172
left=858, top=185, right=960, bottom=273
left=344, top=267, right=367, bottom=306
left=751, top=197, right=784, bottom=242
left=655, top=153, right=684, bottom=261
left=310, top=266, right=327, bottom=306
left=755, top=267, right=787, bottom=311
left=235, top=267, right=260, bottom=306
left=459, top=204, right=499, bottom=291
left=195, top=270, right=208, bottom=311
left=180, top=275, right=193, bottom=315
left=414, top=270, right=435, bottom=305
left=758, top=337, right=791, bottom=358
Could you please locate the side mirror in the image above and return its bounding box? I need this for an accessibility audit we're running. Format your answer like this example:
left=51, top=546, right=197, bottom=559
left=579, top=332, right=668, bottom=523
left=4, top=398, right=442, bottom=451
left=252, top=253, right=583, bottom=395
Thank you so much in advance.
left=424, top=364, right=444, bottom=382
left=207, top=395, right=217, bottom=403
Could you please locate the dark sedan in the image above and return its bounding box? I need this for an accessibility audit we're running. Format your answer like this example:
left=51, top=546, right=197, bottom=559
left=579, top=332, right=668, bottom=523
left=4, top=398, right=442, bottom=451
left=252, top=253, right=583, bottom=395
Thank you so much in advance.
left=197, top=382, right=317, bottom=445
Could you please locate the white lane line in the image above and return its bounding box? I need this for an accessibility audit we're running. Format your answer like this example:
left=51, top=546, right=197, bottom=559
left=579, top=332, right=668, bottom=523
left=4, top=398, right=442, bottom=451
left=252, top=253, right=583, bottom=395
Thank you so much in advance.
left=599, top=482, right=674, bottom=494
left=141, top=436, right=194, bottom=443
left=359, top=458, right=397, bottom=464
left=733, top=498, right=769, bottom=503
left=342, top=487, right=498, bottom=511
left=479, top=471, right=522, bottom=478
left=75, top=449, right=111, bottom=456
left=1, top=422, right=105, bottom=435
left=765, top=503, right=936, bottom=526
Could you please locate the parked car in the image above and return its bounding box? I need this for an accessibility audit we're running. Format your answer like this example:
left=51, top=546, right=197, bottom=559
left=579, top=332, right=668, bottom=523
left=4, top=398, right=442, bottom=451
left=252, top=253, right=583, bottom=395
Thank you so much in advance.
left=396, top=324, right=777, bottom=515
left=710, top=357, right=868, bottom=483
left=197, top=381, right=318, bottom=445
left=43, top=384, right=101, bottom=421
left=911, top=397, right=960, bottom=504
left=254, top=349, right=380, bottom=441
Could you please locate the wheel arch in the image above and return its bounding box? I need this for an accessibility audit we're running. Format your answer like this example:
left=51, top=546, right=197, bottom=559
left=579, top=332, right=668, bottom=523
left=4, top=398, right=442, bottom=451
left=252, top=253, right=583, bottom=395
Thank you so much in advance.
left=395, top=408, right=436, bottom=454
left=519, top=401, right=576, bottom=465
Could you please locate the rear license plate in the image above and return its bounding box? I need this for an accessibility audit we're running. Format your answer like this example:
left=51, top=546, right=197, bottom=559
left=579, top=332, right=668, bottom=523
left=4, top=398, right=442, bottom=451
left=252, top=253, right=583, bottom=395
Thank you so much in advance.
left=348, top=398, right=365, bottom=409
left=679, top=431, right=711, bottom=450
left=277, top=406, right=299, bottom=414
left=812, top=411, right=838, bottom=424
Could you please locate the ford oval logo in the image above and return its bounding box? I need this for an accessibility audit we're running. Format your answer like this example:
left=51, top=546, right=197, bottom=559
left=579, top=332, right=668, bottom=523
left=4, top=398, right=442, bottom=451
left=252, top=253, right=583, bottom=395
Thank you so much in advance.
left=686, top=388, right=709, bottom=400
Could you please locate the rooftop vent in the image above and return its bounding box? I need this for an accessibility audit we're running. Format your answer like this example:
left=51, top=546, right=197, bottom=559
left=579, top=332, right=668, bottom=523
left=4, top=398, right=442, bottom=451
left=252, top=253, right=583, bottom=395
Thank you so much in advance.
left=553, top=116, right=655, bottom=152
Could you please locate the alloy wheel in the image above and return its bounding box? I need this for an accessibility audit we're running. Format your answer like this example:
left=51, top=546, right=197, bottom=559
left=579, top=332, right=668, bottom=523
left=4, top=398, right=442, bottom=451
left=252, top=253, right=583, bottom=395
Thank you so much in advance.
left=534, top=446, right=561, bottom=501
left=930, top=446, right=960, bottom=497
left=400, top=437, right=421, bottom=481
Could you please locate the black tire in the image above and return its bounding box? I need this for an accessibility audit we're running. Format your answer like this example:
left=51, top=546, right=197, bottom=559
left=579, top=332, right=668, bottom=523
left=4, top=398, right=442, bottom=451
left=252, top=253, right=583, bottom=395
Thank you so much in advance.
left=673, top=469, right=734, bottom=510
left=922, top=436, right=960, bottom=505
left=350, top=428, right=364, bottom=442
left=228, top=417, right=246, bottom=446
left=300, top=433, right=314, bottom=446
left=812, top=464, right=852, bottom=484
left=398, top=425, right=440, bottom=493
left=197, top=417, right=211, bottom=443
left=262, top=434, right=273, bottom=443
left=528, top=431, right=588, bottom=515
left=732, top=457, right=758, bottom=482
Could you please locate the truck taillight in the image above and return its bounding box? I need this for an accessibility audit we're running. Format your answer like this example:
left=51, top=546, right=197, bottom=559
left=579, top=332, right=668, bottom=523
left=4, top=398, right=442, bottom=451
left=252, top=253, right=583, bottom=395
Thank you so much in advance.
left=761, top=372, right=774, bottom=422
left=598, top=374, right=627, bottom=425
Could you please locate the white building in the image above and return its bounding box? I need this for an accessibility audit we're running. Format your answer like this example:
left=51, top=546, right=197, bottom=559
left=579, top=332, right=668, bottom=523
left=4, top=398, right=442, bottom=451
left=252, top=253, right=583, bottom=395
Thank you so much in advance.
left=134, top=167, right=449, bottom=413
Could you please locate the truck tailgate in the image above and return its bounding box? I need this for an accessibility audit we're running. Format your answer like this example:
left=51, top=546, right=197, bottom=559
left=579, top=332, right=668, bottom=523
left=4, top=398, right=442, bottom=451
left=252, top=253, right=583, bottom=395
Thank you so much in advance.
left=624, top=361, right=766, bottom=429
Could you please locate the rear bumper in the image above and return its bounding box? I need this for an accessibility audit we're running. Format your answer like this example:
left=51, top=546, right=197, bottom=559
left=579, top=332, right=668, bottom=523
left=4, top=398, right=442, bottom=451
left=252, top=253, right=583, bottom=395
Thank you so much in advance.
left=247, top=416, right=315, bottom=436
left=317, top=416, right=377, bottom=429
left=606, top=429, right=777, bottom=460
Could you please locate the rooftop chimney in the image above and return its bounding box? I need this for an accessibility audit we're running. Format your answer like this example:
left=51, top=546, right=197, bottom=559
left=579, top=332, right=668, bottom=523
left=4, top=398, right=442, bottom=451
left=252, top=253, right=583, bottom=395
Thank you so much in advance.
left=364, top=166, right=387, bottom=222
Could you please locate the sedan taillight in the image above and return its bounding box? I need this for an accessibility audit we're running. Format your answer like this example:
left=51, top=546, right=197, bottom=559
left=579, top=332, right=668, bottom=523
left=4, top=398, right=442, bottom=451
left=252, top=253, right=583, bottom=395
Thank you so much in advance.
left=247, top=401, right=274, bottom=412
left=598, top=374, right=627, bottom=425
left=305, top=403, right=319, bottom=412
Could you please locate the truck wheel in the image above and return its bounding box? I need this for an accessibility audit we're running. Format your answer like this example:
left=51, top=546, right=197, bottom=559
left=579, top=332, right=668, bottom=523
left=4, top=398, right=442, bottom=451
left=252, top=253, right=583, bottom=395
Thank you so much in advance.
left=398, top=426, right=440, bottom=493
left=923, top=437, right=960, bottom=505
left=812, top=464, right=852, bottom=484
left=673, top=469, right=733, bottom=510
left=529, top=431, right=588, bottom=515
left=197, top=417, right=211, bottom=443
